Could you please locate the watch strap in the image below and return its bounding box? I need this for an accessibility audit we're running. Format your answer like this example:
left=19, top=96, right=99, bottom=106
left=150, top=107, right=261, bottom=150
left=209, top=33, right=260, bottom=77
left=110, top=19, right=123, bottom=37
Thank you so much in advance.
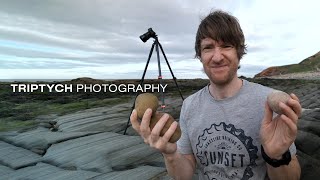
left=261, top=145, right=291, bottom=167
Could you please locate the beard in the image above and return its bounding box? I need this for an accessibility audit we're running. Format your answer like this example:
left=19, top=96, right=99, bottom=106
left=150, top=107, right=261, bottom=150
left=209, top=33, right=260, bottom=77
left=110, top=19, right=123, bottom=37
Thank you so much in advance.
left=202, top=65, right=238, bottom=86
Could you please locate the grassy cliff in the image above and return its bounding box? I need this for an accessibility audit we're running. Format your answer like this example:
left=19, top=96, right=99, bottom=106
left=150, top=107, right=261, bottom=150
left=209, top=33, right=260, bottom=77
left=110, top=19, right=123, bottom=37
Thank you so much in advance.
left=255, top=51, right=320, bottom=77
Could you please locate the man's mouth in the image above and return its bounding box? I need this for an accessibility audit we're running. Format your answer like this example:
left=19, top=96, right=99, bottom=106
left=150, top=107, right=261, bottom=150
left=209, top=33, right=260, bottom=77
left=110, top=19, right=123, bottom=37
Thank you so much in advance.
left=212, top=65, right=228, bottom=68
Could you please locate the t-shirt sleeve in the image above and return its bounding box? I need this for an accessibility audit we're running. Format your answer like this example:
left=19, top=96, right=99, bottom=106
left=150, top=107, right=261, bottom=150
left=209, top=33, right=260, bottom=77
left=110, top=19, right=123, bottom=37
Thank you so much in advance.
left=177, top=100, right=193, bottom=154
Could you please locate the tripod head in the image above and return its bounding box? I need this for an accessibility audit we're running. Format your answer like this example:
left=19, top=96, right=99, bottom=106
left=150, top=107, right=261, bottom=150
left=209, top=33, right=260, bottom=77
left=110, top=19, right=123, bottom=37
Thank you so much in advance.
left=139, top=28, right=157, bottom=42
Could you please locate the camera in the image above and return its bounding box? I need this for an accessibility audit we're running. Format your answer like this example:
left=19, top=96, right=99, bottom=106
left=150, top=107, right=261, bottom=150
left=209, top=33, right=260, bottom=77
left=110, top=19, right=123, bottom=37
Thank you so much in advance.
left=139, top=28, right=157, bottom=42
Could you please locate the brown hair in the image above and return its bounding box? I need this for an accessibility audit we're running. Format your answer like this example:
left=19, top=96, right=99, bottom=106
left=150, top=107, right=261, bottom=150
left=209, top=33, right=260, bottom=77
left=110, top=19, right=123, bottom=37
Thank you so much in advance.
left=195, top=10, right=247, bottom=60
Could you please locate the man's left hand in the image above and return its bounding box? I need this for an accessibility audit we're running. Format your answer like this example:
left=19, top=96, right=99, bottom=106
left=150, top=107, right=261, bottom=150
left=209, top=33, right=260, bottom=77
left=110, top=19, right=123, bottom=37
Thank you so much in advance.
left=260, top=93, right=302, bottom=159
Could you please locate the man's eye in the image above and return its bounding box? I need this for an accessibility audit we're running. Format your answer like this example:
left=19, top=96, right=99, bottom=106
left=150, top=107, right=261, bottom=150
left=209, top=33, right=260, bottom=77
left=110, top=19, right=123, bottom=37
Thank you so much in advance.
left=202, top=46, right=212, bottom=50
left=222, top=45, right=233, bottom=48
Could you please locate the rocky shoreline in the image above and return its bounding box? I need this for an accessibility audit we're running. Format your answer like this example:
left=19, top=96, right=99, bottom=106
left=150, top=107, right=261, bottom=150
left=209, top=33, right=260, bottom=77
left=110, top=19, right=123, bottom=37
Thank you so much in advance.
left=259, top=71, right=320, bottom=80
left=0, top=78, right=319, bottom=180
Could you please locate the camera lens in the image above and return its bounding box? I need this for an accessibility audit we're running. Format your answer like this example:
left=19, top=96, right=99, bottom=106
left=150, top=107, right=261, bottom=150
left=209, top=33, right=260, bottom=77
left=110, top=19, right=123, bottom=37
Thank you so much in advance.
left=139, top=28, right=156, bottom=42
left=140, top=32, right=150, bottom=42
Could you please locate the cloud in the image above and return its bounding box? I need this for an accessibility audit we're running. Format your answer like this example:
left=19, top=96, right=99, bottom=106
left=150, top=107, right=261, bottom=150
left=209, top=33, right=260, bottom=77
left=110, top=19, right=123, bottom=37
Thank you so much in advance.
left=0, top=0, right=319, bottom=79
left=238, top=63, right=269, bottom=77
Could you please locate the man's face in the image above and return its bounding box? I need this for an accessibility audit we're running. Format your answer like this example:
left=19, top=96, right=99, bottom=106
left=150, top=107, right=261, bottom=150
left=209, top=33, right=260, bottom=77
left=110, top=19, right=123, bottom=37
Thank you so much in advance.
left=200, top=37, right=239, bottom=85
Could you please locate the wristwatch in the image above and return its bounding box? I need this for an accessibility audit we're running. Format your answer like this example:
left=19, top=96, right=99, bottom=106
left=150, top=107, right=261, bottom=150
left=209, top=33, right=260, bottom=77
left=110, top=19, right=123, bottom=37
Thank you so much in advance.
left=261, top=145, right=291, bottom=167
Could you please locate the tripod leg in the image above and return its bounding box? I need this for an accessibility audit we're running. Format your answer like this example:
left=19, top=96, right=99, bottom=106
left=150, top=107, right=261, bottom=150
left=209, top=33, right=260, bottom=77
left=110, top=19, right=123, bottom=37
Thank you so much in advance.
left=140, top=43, right=156, bottom=86
left=155, top=40, right=165, bottom=112
left=123, top=42, right=156, bottom=135
left=158, top=42, right=184, bottom=101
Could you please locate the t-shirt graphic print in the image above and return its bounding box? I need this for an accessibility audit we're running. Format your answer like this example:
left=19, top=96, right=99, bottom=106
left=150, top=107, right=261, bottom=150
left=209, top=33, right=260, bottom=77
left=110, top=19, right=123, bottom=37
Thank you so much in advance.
left=196, top=122, right=258, bottom=180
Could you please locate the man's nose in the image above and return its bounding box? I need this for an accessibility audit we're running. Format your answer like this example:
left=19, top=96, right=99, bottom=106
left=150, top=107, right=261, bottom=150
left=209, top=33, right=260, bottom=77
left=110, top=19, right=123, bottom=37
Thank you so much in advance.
left=211, top=47, right=223, bottom=62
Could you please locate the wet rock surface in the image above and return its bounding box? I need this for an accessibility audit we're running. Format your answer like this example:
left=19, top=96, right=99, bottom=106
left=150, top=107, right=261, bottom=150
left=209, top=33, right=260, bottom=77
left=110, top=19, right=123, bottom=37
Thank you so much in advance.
left=0, top=96, right=181, bottom=180
left=0, top=78, right=319, bottom=179
left=252, top=78, right=320, bottom=179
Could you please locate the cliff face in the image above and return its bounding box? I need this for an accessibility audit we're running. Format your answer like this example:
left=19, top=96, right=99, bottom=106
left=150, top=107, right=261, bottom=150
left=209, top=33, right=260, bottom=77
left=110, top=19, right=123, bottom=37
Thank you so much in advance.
left=255, top=66, right=282, bottom=77
left=255, top=51, right=320, bottom=78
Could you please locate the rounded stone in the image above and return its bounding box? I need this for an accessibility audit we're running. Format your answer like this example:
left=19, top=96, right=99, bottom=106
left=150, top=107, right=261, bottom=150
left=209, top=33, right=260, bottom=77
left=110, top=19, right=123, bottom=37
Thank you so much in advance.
left=135, top=93, right=159, bottom=119
left=150, top=112, right=181, bottom=143
left=267, top=90, right=290, bottom=114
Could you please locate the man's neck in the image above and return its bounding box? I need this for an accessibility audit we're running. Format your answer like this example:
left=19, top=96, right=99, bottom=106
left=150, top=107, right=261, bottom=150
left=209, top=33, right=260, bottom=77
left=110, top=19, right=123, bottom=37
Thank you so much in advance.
left=209, top=77, right=243, bottom=100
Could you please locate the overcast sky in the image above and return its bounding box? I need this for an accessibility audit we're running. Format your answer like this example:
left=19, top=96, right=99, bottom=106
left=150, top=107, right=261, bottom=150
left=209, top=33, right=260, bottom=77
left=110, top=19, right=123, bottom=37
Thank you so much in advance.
left=0, top=0, right=319, bottom=80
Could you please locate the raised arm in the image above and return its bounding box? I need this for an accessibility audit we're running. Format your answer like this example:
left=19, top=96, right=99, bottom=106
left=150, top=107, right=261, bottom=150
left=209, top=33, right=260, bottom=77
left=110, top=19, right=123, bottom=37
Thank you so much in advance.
left=260, top=93, right=301, bottom=180
left=130, top=108, right=196, bottom=179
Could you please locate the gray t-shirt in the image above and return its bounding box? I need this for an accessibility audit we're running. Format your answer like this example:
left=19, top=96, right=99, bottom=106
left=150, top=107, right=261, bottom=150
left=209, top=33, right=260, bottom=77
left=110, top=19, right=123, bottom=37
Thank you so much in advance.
left=177, top=79, right=296, bottom=180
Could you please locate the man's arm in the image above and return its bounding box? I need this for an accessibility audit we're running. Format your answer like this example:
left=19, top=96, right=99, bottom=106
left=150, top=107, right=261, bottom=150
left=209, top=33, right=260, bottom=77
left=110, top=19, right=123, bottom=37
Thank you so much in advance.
left=260, top=93, right=302, bottom=180
left=266, top=155, right=301, bottom=180
left=130, top=109, right=196, bottom=179
left=163, top=152, right=196, bottom=180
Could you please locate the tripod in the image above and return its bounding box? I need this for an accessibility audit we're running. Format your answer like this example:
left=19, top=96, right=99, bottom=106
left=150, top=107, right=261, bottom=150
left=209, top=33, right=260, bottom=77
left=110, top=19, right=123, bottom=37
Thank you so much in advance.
left=123, top=31, right=184, bottom=135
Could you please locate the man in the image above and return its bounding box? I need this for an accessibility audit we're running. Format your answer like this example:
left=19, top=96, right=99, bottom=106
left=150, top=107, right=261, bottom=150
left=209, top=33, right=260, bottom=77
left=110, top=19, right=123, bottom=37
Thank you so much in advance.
left=130, top=10, right=301, bottom=180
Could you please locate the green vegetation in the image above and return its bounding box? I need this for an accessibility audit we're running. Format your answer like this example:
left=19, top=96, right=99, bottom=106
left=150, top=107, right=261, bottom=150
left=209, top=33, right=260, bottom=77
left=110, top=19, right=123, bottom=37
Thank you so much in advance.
left=278, top=52, right=320, bottom=74
left=0, top=78, right=205, bottom=132
left=0, top=81, right=134, bottom=132
left=0, top=97, right=132, bottom=132
left=0, top=119, right=37, bottom=132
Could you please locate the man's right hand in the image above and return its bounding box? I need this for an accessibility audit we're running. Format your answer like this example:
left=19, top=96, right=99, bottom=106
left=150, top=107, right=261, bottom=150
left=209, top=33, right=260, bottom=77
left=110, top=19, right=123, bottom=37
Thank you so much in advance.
left=130, top=108, right=178, bottom=154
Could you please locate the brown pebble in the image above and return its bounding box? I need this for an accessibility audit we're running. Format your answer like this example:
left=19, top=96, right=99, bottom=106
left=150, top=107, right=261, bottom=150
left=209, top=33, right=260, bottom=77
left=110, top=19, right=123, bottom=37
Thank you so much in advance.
left=267, top=90, right=290, bottom=114
left=135, top=93, right=181, bottom=143
left=150, top=112, right=181, bottom=143
left=135, top=93, right=159, bottom=119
